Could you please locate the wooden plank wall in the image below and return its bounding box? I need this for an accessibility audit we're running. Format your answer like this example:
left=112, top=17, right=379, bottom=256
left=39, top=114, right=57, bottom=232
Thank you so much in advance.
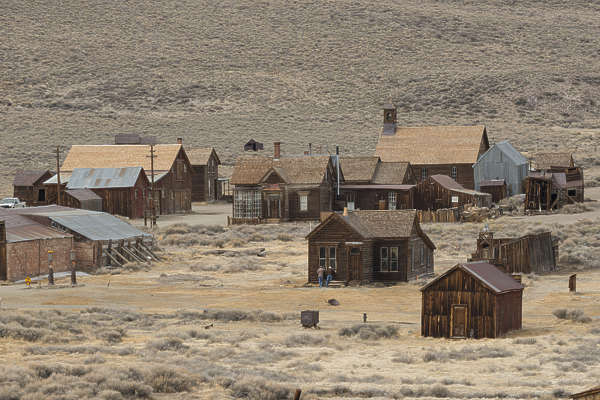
left=417, top=208, right=461, bottom=223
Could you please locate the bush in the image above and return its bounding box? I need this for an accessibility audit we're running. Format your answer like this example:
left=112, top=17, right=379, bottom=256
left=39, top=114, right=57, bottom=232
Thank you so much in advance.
left=230, top=376, right=292, bottom=400
left=283, top=334, right=328, bottom=347
left=145, top=367, right=195, bottom=393
left=338, top=324, right=398, bottom=340
left=146, top=337, right=188, bottom=351
left=513, top=338, right=537, bottom=345
left=553, top=309, right=591, bottom=323
left=96, top=328, right=126, bottom=344
left=276, top=233, right=293, bottom=242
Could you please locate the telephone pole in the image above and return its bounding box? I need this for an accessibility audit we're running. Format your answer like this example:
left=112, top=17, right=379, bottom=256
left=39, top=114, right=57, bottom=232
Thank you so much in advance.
left=147, top=145, right=157, bottom=227
left=56, top=146, right=62, bottom=206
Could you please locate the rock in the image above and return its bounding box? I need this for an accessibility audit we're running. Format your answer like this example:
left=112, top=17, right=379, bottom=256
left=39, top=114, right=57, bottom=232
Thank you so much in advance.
left=328, top=298, right=340, bottom=306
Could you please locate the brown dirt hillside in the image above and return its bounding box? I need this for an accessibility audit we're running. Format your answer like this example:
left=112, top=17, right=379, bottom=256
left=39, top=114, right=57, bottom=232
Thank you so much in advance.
left=2, top=0, right=600, bottom=196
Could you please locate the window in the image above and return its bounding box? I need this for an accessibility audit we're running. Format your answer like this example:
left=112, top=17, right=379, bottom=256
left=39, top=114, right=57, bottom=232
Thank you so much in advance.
left=346, top=192, right=356, bottom=211
left=299, top=193, right=308, bottom=211
left=390, top=247, right=399, bottom=272
left=380, top=247, right=389, bottom=272
left=233, top=190, right=262, bottom=219
left=319, top=247, right=326, bottom=268
left=329, top=247, right=336, bottom=270
left=421, top=167, right=428, bottom=180
left=388, top=192, right=396, bottom=210
left=568, top=189, right=577, bottom=197
left=176, top=160, right=184, bottom=181
left=451, top=166, right=457, bottom=180
left=420, top=242, right=424, bottom=264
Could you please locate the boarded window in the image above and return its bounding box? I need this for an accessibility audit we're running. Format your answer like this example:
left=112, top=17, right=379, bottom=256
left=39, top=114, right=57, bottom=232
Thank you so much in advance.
left=390, top=247, right=398, bottom=272
left=380, top=247, right=389, bottom=272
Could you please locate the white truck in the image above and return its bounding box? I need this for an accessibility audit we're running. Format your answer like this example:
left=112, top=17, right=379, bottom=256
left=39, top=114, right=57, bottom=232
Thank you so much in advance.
left=0, top=197, right=26, bottom=208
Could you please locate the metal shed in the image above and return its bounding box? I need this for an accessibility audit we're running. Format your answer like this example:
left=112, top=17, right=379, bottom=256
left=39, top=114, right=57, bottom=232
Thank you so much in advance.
left=473, top=140, right=528, bottom=196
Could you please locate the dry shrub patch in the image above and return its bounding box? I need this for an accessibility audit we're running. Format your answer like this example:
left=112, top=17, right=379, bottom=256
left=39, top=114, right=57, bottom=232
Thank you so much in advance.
left=339, top=324, right=399, bottom=340
left=553, top=309, right=592, bottom=323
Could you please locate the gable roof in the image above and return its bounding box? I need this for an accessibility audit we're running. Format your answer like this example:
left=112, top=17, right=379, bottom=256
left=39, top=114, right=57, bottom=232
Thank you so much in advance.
left=0, top=209, right=73, bottom=243
left=477, top=140, right=528, bottom=166
left=421, top=262, right=523, bottom=294
left=66, top=167, right=147, bottom=189
left=571, top=386, right=600, bottom=399
left=372, top=162, right=411, bottom=185
left=186, top=147, right=220, bottom=165
left=376, top=125, right=488, bottom=164
left=61, top=144, right=183, bottom=172
left=532, top=152, right=574, bottom=170
left=13, top=170, right=53, bottom=187
left=307, top=210, right=435, bottom=248
left=430, top=175, right=491, bottom=197
left=230, top=155, right=333, bottom=185
left=65, top=188, right=102, bottom=202
left=339, top=157, right=380, bottom=183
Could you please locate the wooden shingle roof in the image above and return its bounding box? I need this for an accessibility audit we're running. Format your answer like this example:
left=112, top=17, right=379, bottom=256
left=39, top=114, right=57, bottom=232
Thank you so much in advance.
left=231, top=155, right=333, bottom=185
left=186, top=147, right=220, bottom=166
left=339, top=157, right=380, bottom=183
left=376, top=125, right=488, bottom=164
left=430, top=175, right=490, bottom=197
left=372, top=162, right=411, bottom=185
left=532, top=152, right=574, bottom=170
left=61, top=144, right=183, bottom=172
left=13, top=170, right=53, bottom=187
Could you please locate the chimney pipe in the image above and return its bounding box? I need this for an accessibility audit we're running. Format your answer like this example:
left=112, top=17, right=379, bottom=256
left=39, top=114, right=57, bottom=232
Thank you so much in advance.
left=309, top=143, right=312, bottom=155
left=274, top=142, right=281, bottom=160
left=336, top=145, right=339, bottom=155
left=177, top=138, right=183, bottom=145
left=343, top=207, right=348, bottom=216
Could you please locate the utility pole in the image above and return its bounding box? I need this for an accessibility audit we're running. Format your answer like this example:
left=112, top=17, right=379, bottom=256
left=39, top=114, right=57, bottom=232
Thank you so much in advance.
left=147, top=145, right=156, bottom=227
left=56, top=146, right=62, bottom=206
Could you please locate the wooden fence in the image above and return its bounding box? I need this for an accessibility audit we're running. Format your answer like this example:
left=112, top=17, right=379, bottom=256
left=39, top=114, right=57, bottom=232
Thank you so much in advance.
left=417, top=208, right=461, bottom=223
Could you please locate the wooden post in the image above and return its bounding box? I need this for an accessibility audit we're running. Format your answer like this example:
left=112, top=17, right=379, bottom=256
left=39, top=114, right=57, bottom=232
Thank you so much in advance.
left=56, top=146, right=62, bottom=206
left=0, top=220, right=6, bottom=281
left=569, top=274, right=576, bottom=292
left=294, top=389, right=302, bottom=400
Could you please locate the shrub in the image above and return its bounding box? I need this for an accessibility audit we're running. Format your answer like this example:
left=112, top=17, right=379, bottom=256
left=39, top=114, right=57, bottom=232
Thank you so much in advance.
left=553, top=309, right=591, bottom=323
left=283, top=334, right=328, bottom=347
left=96, top=328, right=126, bottom=344
left=230, top=376, right=293, bottom=400
left=146, top=337, right=188, bottom=351
left=391, top=354, right=414, bottom=364
left=276, top=233, right=293, bottom=242
left=145, top=367, right=195, bottom=393
left=513, top=338, right=537, bottom=345
left=338, top=324, right=398, bottom=340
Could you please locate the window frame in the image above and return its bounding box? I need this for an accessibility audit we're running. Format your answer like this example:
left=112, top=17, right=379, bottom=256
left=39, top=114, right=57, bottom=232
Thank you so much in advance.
left=388, top=192, right=397, bottom=210
left=329, top=247, right=336, bottom=270
left=390, top=247, right=399, bottom=272
left=319, top=247, right=327, bottom=268
left=451, top=166, right=457, bottom=180
left=299, top=192, right=309, bottom=212
left=380, top=247, right=389, bottom=272
left=421, top=167, right=428, bottom=180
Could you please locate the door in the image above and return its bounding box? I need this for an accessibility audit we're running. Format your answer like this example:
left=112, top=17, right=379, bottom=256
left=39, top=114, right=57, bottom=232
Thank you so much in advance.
left=348, top=248, right=361, bottom=281
left=266, top=194, right=280, bottom=218
left=450, top=304, right=468, bottom=338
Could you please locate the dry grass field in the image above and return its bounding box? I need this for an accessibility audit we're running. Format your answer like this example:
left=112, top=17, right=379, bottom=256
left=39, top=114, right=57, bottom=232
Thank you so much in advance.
left=2, top=0, right=600, bottom=196
left=1, top=210, right=600, bottom=399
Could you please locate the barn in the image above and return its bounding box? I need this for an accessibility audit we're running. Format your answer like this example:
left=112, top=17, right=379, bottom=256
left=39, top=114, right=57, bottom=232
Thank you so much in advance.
left=13, top=170, right=54, bottom=206
left=306, top=210, right=435, bottom=283
left=571, top=386, right=600, bottom=400
left=469, top=230, right=558, bottom=274
left=338, top=156, right=416, bottom=211
left=473, top=140, right=528, bottom=197
left=186, top=147, right=221, bottom=202
left=421, top=262, right=523, bottom=339
left=66, top=167, right=150, bottom=219
left=375, top=104, right=489, bottom=189
left=415, top=174, right=492, bottom=210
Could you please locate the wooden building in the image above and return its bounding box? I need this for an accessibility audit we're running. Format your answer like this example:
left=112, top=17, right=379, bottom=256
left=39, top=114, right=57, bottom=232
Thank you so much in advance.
left=473, top=140, right=528, bottom=197
left=186, top=147, right=221, bottom=202
left=59, top=143, right=192, bottom=215
left=524, top=168, right=584, bottom=211
left=12, top=170, right=54, bottom=206
left=63, top=189, right=103, bottom=212
left=415, top=174, right=492, bottom=210
left=479, top=180, right=507, bottom=203
left=531, top=152, right=575, bottom=171
left=338, top=157, right=416, bottom=211
left=0, top=212, right=73, bottom=281
left=469, top=230, right=557, bottom=274
left=421, top=262, right=523, bottom=339
left=571, top=386, right=600, bottom=400
left=66, top=167, right=150, bottom=219
left=114, top=133, right=157, bottom=145
left=244, top=139, right=264, bottom=152
left=230, top=143, right=341, bottom=223
left=306, top=210, right=435, bottom=283
left=375, top=104, right=489, bottom=189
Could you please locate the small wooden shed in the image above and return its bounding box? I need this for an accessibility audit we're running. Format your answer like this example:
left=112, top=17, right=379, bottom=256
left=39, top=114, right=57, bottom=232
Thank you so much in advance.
left=421, top=262, right=523, bottom=339
left=13, top=170, right=54, bottom=206
left=186, top=147, right=221, bottom=202
left=63, top=189, right=103, bottom=212
left=524, top=168, right=584, bottom=211
left=571, top=386, right=600, bottom=400
left=415, top=174, right=492, bottom=210
left=479, top=179, right=507, bottom=203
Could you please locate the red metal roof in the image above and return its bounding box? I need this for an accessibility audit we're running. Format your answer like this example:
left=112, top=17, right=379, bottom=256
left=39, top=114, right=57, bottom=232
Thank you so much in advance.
left=461, top=262, right=524, bottom=293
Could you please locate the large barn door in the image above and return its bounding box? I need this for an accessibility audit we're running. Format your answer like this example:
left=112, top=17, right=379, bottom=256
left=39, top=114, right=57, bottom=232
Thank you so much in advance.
left=450, top=304, right=468, bottom=338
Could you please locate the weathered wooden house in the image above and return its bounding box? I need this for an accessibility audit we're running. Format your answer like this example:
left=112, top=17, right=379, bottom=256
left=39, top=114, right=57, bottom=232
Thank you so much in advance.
left=473, top=140, right=528, bottom=197
left=531, top=152, right=574, bottom=171
left=244, top=139, right=264, bottom=152
left=66, top=167, right=150, bottom=219
left=375, top=104, right=489, bottom=189
left=186, top=147, right=221, bottom=202
left=114, top=133, right=157, bottom=145
left=571, top=386, right=600, bottom=400
left=415, top=174, right=492, bottom=210
left=338, top=156, right=416, bottom=211
left=0, top=212, right=73, bottom=281
left=230, top=143, right=342, bottom=223
left=479, top=180, right=507, bottom=203
left=306, top=210, right=435, bottom=283
left=524, top=168, right=584, bottom=211
left=2, top=206, right=152, bottom=273
left=59, top=143, right=192, bottom=215
left=13, top=170, right=54, bottom=206
left=469, top=230, right=557, bottom=274
left=63, top=189, right=103, bottom=212
left=421, top=262, right=523, bottom=339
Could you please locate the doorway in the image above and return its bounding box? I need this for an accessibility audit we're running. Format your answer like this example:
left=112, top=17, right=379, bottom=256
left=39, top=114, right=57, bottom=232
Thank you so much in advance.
left=38, top=189, right=46, bottom=202
left=450, top=304, right=468, bottom=338
left=266, top=194, right=281, bottom=219
left=348, top=247, right=361, bottom=281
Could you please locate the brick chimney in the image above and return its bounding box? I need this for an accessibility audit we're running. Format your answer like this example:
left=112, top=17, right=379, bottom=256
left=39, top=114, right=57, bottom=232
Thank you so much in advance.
left=274, top=142, right=281, bottom=160
left=176, top=138, right=183, bottom=144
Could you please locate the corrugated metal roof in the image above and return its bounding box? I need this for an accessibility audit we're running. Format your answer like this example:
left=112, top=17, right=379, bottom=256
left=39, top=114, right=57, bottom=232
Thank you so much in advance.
left=43, top=173, right=71, bottom=185
left=0, top=213, right=72, bottom=243
left=47, top=211, right=147, bottom=241
left=479, top=140, right=527, bottom=166
left=67, top=167, right=145, bottom=189
left=421, top=262, right=523, bottom=294
left=65, top=189, right=102, bottom=201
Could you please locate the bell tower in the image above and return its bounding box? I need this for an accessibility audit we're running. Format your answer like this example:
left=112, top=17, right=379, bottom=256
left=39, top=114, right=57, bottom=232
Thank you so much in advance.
left=382, top=103, right=397, bottom=135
